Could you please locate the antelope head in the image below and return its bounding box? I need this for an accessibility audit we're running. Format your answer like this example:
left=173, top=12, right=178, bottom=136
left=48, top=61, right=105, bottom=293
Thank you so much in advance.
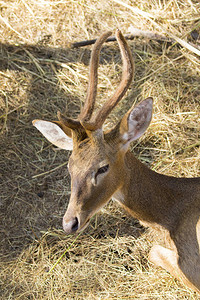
left=33, top=30, right=153, bottom=234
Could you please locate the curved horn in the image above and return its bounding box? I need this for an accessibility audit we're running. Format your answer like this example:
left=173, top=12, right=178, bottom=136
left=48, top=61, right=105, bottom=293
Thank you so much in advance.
left=57, top=31, right=112, bottom=132
left=81, top=29, right=134, bottom=131
left=79, top=31, right=112, bottom=122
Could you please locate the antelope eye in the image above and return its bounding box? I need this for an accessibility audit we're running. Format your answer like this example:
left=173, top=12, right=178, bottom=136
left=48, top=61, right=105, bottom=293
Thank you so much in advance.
left=96, top=164, right=109, bottom=177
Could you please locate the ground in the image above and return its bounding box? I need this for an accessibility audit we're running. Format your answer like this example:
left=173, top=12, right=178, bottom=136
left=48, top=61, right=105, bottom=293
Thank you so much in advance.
left=0, top=0, right=200, bottom=299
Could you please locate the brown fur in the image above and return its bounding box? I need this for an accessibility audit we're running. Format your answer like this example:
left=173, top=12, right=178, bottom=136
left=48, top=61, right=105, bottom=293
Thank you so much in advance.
left=33, top=30, right=200, bottom=293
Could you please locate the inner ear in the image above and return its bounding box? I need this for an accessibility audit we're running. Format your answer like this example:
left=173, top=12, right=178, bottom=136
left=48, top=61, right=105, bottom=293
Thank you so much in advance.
left=127, top=97, right=153, bottom=140
left=104, top=97, right=153, bottom=149
left=33, top=120, right=74, bottom=150
left=121, top=97, right=153, bottom=144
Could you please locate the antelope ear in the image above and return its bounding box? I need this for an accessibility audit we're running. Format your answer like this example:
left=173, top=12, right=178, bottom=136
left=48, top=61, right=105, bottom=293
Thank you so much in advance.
left=119, top=97, right=153, bottom=149
left=32, top=120, right=73, bottom=150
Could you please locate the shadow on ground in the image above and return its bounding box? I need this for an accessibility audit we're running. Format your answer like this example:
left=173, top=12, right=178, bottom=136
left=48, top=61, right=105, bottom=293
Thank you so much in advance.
left=0, top=40, right=148, bottom=261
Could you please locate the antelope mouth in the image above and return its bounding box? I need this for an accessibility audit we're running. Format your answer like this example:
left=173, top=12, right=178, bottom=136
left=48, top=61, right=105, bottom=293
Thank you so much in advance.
left=79, top=218, right=91, bottom=232
left=62, top=215, right=91, bottom=234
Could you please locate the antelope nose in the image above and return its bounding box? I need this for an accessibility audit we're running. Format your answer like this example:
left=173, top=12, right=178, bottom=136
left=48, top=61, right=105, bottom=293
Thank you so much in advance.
left=63, top=217, right=79, bottom=234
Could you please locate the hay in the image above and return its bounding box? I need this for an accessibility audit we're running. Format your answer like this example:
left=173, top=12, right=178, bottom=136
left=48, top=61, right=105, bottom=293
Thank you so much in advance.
left=0, top=0, right=199, bottom=299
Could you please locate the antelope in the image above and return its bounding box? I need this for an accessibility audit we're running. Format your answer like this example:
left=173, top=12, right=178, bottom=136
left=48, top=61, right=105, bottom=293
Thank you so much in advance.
left=33, top=30, right=200, bottom=293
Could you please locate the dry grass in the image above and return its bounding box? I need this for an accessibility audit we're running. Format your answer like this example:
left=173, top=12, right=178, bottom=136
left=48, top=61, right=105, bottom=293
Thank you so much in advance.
left=0, top=0, right=200, bottom=299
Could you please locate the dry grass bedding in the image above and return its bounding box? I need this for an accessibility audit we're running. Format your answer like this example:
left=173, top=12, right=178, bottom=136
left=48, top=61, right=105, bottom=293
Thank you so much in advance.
left=0, top=0, right=200, bottom=299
